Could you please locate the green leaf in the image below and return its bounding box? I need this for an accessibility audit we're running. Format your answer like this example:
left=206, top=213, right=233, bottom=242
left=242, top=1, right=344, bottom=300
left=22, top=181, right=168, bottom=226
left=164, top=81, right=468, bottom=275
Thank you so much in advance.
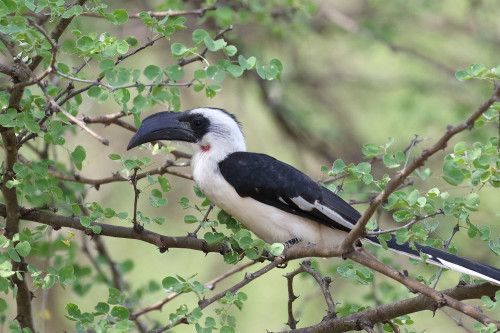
left=171, top=43, right=188, bottom=57
left=192, top=29, right=210, bottom=44
left=270, top=243, right=284, bottom=256
left=442, top=160, right=464, bottom=186
left=226, top=65, right=243, bottom=78
left=15, top=241, right=31, bottom=257
left=113, top=9, right=129, bottom=24
left=362, top=143, right=379, bottom=158
left=94, top=302, right=110, bottom=314
left=0, top=298, right=7, bottom=312
left=204, top=36, right=227, bottom=51
left=205, top=317, right=217, bottom=328
left=87, top=86, right=102, bottom=99
left=469, top=63, right=487, bottom=76
left=111, top=305, right=130, bottom=320
left=144, top=65, right=161, bottom=80
left=224, top=45, right=237, bottom=56
left=455, top=70, right=472, bottom=81
left=108, top=287, right=124, bottom=304
left=71, top=145, right=86, bottom=170
left=331, top=159, right=346, bottom=174
left=76, top=36, right=94, bottom=52
left=184, top=215, right=198, bottom=224
left=106, top=67, right=130, bottom=86
left=108, top=153, right=121, bottom=160
left=62, top=5, right=83, bottom=18
left=162, top=276, right=179, bottom=289
left=116, top=40, right=129, bottom=54
left=454, top=141, right=467, bottom=154
left=158, top=176, right=171, bottom=192
left=0, top=0, right=17, bottom=16
left=91, top=225, right=102, bottom=234
left=165, top=65, right=184, bottom=82
left=80, top=216, right=91, bottom=228
left=204, top=232, right=225, bottom=245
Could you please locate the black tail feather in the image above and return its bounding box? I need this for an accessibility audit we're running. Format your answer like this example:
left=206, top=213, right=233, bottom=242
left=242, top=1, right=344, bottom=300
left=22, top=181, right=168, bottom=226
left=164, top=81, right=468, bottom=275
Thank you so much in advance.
left=364, top=235, right=500, bottom=285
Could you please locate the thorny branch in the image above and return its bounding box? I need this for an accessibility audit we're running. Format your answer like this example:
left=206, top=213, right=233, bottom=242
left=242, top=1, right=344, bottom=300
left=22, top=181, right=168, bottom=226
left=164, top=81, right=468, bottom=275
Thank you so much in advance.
left=299, top=261, right=336, bottom=319
left=131, top=167, right=144, bottom=233
left=285, top=264, right=306, bottom=329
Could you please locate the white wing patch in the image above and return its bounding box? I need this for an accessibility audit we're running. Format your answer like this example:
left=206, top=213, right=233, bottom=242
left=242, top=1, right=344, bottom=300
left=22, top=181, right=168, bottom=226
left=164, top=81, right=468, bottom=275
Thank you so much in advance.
left=278, top=197, right=287, bottom=205
left=436, top=258, right=500, bottom=285
left=290, top=196, right=355, bottom=230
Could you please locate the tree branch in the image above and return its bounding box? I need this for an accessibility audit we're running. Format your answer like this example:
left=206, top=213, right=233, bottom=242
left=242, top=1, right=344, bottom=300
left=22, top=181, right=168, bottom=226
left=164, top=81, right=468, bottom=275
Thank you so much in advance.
left=0, top=204, right=227, bottom=255
left=340, top=84, right=500, bottom=251
left=79, top=4, right=217, bottom=19
left=277, top=282, right=499, bottom=333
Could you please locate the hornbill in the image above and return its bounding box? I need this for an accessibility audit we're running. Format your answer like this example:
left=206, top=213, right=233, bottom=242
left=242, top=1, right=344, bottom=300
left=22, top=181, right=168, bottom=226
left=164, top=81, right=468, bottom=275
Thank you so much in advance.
left=127, top=107, right=500, bottom=285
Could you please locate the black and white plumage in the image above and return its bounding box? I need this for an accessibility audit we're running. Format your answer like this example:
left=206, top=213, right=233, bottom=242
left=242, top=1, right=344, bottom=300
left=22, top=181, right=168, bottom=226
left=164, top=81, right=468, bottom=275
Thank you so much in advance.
left=127, top=107, right=500, bottom=285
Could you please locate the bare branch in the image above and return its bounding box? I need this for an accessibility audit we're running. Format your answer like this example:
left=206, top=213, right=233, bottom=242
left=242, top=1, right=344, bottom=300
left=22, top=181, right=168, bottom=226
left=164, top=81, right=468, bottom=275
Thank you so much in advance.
left=299, top=260, right=336, bottom=318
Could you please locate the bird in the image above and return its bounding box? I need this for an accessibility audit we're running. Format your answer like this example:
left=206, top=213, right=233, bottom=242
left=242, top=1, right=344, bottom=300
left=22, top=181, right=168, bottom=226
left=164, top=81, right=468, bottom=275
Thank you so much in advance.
left=127, top=107, right=500, bottom=285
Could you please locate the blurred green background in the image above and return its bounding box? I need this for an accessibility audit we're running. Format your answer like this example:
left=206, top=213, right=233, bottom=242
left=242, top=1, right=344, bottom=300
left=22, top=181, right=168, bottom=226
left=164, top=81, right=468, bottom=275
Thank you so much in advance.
left=11, top=0, right=500, bottom=332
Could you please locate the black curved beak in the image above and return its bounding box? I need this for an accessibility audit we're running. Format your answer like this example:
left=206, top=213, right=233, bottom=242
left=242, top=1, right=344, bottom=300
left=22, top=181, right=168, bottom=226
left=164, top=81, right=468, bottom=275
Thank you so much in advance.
left=127, top=111, right=196, bottom=150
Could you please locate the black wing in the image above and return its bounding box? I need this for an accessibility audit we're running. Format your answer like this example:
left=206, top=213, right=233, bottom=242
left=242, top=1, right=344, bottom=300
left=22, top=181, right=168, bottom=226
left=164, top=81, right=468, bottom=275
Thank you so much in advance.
left=218, top=152, right=361, bottom=232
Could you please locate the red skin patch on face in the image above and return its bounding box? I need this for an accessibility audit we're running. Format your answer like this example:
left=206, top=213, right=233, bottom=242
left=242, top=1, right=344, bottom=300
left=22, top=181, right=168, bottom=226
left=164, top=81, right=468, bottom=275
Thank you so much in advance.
left=201, top=145, right=210, bottom=152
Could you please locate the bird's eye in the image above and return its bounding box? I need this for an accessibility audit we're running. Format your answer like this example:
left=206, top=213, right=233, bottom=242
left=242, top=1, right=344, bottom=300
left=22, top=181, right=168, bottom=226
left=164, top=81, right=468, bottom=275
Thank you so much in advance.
left=193, top=118, right=204, bottom=128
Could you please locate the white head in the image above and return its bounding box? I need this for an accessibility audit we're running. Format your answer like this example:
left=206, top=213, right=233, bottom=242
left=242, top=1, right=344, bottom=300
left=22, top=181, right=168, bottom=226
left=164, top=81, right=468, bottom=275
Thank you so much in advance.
left=127, top=107, right=247, bottom=161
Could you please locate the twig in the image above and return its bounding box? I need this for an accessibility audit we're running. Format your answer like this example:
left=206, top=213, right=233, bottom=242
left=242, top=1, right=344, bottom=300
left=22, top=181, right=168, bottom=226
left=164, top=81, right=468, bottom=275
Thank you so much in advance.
left=178, top=25, right=233, bottom=67
left=367, top=209, right=444, bottom=236
left=384, top=320, right=400, bottom=333
left=432, top=223, right=460, bottom=289
left=361, top=323, right=376, bottom=333
left=440, top=308, right=474, bottom=333
left=285, top=265, right=306, bottom=329
left=38, top=83, right=110, bottom=145
left=130, top=260, right=256, bottom=320
left=131, top=167, right=144, bottom=233
left=189, top=203, right=214, bottom=237
left=299, top=260, right=336, bottom=318
left=403, top=135, right=419, bottom=170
